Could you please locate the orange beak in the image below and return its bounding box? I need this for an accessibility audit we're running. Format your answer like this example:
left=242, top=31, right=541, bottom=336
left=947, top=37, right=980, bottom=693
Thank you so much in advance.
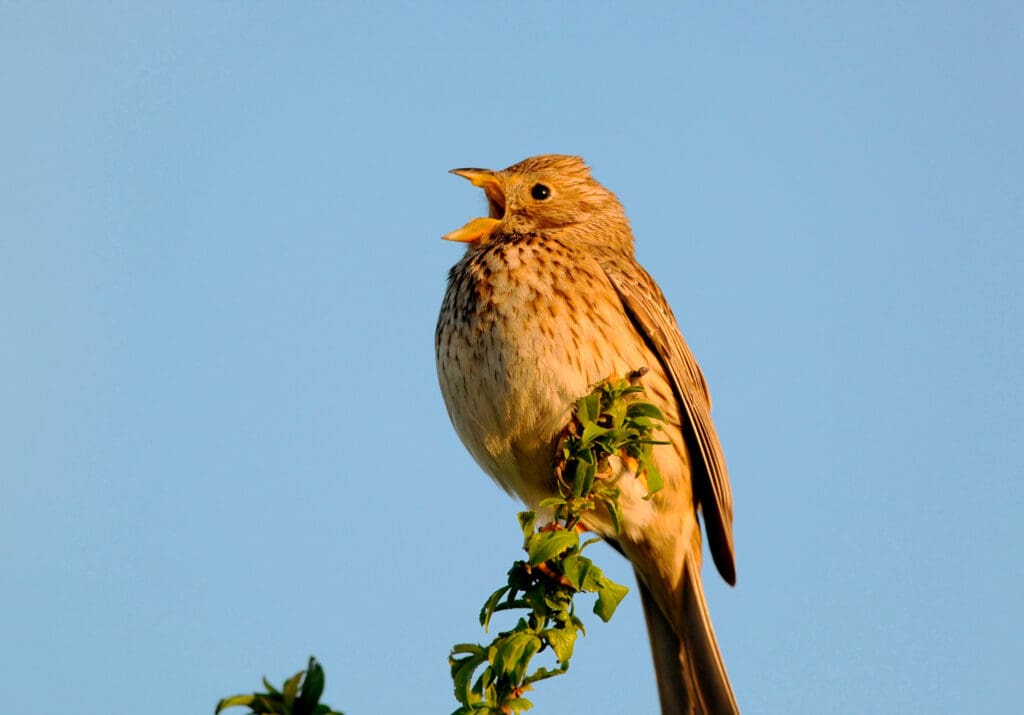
left=443, top=168, right=505, bottom=244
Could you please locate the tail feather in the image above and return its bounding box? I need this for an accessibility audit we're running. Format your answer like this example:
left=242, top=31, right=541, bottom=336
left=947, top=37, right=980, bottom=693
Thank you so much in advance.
left=637, top=566, right=739, bottom=715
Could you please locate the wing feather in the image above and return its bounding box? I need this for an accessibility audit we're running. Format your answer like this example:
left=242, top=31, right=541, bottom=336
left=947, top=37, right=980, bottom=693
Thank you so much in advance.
left=602, top=260, right=736, bottom=585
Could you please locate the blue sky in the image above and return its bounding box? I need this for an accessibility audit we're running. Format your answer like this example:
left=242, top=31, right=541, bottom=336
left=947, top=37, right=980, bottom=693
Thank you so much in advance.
left=2, top=3, right=1021, bottom=713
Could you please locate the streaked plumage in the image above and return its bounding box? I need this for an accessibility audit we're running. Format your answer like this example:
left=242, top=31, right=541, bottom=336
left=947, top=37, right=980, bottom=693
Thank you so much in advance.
left=436, top=155, right=739, bottom=714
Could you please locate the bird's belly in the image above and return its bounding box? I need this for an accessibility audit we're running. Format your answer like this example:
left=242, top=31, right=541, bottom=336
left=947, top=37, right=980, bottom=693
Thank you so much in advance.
left=440, top=290, right=655, bottom=510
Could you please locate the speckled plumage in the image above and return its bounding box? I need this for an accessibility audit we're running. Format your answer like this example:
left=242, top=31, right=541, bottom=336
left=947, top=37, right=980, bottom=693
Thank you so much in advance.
left=436, top=155, right=739, bottom=714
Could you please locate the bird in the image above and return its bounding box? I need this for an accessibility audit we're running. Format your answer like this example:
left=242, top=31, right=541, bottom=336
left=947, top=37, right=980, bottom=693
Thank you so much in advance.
left=435, top=154, right=739, bottom=715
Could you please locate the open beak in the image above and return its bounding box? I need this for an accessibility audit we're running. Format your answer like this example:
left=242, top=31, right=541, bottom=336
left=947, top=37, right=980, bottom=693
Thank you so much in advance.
left=443, top=168, right=505, bottom=244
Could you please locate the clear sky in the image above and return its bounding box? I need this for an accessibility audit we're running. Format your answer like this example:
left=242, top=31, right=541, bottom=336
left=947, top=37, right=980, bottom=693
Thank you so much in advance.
left=2, top=3, right=1021, bottom=714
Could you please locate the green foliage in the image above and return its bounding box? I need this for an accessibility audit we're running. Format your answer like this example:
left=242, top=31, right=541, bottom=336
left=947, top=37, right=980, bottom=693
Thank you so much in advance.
left=448, top=374, right=667, bottom=714
left=216, top=657, right=343, bottom=715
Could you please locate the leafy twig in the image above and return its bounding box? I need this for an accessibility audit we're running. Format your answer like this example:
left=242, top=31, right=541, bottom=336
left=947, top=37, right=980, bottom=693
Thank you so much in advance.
left=449, top=373, right=667, bottom=714
left=216, top=656, right=344, bottom=715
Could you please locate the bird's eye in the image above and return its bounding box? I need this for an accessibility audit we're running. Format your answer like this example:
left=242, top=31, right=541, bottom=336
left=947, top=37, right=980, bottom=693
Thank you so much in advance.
left=531, top=183, right=551, bottom=200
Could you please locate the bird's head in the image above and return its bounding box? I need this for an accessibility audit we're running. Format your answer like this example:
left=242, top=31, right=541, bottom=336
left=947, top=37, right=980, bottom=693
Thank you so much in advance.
left=443, top=154, right=631, bottom=250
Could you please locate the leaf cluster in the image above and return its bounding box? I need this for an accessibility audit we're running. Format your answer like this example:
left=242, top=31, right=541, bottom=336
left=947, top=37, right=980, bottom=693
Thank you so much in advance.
left=448, top=374, right=666, bottom=714
left=215, top=657, right=343, bottom=715
left=549, top=374, right=669, bottom=533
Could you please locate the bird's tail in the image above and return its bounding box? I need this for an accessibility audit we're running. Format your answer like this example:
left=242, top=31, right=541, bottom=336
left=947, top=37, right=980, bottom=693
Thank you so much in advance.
left=636, top=564, right=739, bottom=715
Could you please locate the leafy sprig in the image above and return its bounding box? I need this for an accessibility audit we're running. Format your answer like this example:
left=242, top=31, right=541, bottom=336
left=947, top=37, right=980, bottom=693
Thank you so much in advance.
left=215, top=657, right=343, bottom=715
left=449, top=372, right=667, bottom=714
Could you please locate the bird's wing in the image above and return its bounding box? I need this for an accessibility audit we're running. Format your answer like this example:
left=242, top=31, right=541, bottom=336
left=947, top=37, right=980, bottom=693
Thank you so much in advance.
left=601, top=259, right=736, bottom=585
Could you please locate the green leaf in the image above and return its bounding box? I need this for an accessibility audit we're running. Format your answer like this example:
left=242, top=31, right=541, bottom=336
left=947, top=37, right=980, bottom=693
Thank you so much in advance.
left=598, top=495, right=622, bottom=534
left=518, top=511, right=537, bottom=541
left=492, top=631, right=542, bottom=684
left=577, top=392, right=600, bottom=424
left=572, top=460, right=595, bottom=499
left=560, top=554, right=582, bottom=590
left=297, top=659, right=325, bottom=713
left=526, top=529, right=578, bottom=566
left=605, top=399, right=627, bottom=428
left=522, top=583, right=547, bottom=613
left=523, top=662, right=569, bottom=685
left=242, top=694, right=288, bottom=715
left=580, top=421, right=610, bottom=445
left=480, top=586, right=511, bottom=630
left=215, top=695, right=255, bottom=714
left=451, top=642, right=487, bottom=656
left=282, top=670, right=303, bottom=708
left=544, top=627, right=577, bottom=662
left=626, top=402, right=666, bottom=421
left=593, top=579, right=630, bottom=622
left=505, top=697, right=534, bottom=712
left=450, top=647, right=488, bottom=705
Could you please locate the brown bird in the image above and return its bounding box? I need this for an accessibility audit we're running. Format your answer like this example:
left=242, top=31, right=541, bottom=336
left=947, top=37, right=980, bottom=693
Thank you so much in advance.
left=435, top=155, right=738, bottom=715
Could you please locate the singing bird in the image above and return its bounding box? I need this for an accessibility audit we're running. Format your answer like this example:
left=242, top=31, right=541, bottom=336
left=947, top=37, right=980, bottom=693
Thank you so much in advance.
left=435, top=155, right=739, bottom=714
